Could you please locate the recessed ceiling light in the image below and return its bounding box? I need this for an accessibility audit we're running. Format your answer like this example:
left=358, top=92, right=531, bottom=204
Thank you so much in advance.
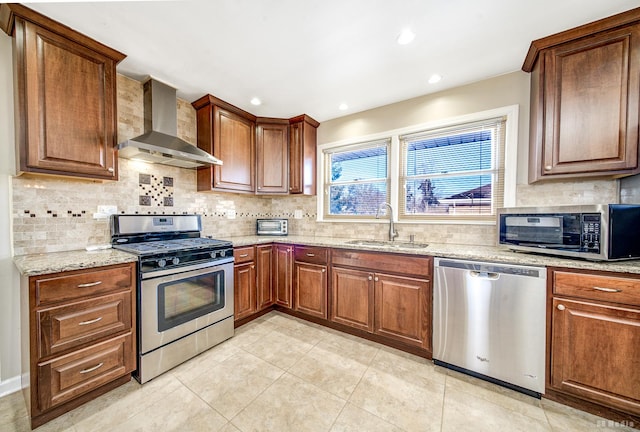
left=396, top=29, right=415, bottom=45
left=428, top=74, right=442, bottom=84
left=250, top=97, right=262, bottom=106
left=338, top=103, right=348, bottom=111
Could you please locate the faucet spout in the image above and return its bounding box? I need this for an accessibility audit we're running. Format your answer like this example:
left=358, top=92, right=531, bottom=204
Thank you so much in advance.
left=376, top=203, right=399, bottom=242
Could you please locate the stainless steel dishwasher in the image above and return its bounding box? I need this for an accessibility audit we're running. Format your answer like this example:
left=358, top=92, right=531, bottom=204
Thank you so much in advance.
left=433, top=257, right=546, bottom=396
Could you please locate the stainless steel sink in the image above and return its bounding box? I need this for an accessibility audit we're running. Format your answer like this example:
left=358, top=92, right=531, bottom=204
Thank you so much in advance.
left=345, top=240, right=429, bottom=249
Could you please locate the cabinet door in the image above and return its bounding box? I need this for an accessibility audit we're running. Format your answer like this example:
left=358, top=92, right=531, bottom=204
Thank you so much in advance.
left=15, top=18, right=120, bottom=180
left=256, top=245, right=274, bottom=310
left=374, top=273, right=430, bottom=349
left=294, top=262, right=327, bottom=319
left=531, top=25, right=640, bottom=181
left=550, top=298, right=640, bottom=415
left=234, top=262, right=256, bottom=321
left=330, top=267, right=374, bottom=332
left=213, top=106, right=255, bottom=192
left=273, top=245, right=293, bottom=308
left=37, top=333, right=134, bottom=411
left=256, top=122, right=288, bottom=194
left=288, top=117, right=318, bottom=195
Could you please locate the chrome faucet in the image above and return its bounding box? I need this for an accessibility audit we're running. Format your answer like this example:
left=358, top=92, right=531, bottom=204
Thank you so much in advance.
left=376, top=203, right=398, bottom=242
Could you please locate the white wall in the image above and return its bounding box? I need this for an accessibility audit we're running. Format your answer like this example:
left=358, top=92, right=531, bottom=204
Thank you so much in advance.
left=0, top=31, right=20, bottom=395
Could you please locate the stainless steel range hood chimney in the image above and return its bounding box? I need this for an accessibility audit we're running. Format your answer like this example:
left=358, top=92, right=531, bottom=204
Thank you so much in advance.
left=117, top=78, right=222, bottom=168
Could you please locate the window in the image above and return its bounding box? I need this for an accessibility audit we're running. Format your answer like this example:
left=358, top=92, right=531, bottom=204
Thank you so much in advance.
left=400, top=117, right=505, bottom=220
left=318, top=106, right=516, bottom=223
left=324, top=139, right=390, bottom=217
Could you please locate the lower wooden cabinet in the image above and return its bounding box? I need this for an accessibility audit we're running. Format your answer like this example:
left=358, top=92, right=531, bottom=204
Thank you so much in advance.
left=274, top=244, right=293, bottom=308
left=374, top=273, right=429, bottom=349
left=233, top=246, right=257, bottom=321
left=256, top=245, right=275, bottom=309
left=293, top=246, right=329, bottom=319
left=21, top=262, right=136, bottom=428
left=330, top=249, right=432, bottom=351
left=331, top=267, right=374, bottom=332
left=548, top=268, right=640, bottom=416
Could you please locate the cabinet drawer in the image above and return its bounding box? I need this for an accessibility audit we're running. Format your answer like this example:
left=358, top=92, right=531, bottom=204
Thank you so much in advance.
left=234, top=246, right=255, bottom=264
left=37, top=292, right=133, bottom=358
left=37, top=333, right=134, bottom=411
left=34, top=264, right=134, bottom=307
left=553, top=270, right=640, bottom=307
left=294, top=246, right=328, bottom=264
left=332, top=249, right=431, bottom=278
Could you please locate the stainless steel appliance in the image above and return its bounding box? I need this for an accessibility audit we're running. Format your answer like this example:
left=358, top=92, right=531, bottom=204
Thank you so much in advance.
left=256, top=218, right=288, bottom=235
left=433, top=258, right=546, bottom=396
left=498, top=204, right=640, bottom=261
left=111, top=214, right=234, bottom=383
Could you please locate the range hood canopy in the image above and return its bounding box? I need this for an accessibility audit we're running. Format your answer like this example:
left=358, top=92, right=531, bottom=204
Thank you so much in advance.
left=117, top=78, right=222, bottom=168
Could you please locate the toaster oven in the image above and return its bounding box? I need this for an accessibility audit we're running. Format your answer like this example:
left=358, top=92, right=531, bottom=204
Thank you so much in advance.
left=256, top=218, right=288, bottom=235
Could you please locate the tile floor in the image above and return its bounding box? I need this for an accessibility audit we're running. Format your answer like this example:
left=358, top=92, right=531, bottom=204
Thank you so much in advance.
left=1, top=311, right=638, bottom=432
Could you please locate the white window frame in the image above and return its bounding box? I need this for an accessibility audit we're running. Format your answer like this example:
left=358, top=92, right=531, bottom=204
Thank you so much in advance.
left=316, top=105, right=518, bottom=224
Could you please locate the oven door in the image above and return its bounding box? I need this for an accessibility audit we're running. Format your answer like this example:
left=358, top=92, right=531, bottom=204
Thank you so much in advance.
left=140, top=260, right=234, bottom=354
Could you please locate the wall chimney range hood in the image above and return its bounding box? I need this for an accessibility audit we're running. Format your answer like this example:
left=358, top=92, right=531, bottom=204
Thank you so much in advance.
left=117, top=78, right=222, bottom=168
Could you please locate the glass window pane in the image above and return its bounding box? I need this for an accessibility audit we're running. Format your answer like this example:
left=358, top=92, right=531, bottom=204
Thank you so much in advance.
left=329, top=182, right=388, bottom=215
left=330, top=146, right=387, bottom=182
left=405, top=131, right=493, bottom=176
left=404, top=175, right=493, bottom=215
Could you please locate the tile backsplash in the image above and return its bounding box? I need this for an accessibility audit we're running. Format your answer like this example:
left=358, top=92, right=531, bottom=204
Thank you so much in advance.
left=10, top=74, right=629, bottom=256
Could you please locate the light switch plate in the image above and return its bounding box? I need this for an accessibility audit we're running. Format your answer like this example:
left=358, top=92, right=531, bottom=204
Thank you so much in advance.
left=227, top=209, right=236, bottom=219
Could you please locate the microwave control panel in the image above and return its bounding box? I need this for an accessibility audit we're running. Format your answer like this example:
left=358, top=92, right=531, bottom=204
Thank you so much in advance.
left=581, top=214, right=601, bottom=252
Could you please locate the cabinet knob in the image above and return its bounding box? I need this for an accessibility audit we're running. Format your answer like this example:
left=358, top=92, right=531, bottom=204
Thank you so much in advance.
left=557, top=304, right=565, bottom=311
left=107, top=167, right=114, bottom=173
left=544, top=165, right=552, bottom=171
left=368, top=275, right=373, bottom=281
left=375, top=277, right=379, bottom=282
left=321, top=269, right=326, bottom=273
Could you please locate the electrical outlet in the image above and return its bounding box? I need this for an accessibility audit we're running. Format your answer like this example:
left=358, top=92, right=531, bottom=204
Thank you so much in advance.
left=97, top=205, right=117, bottom=215
left=227, top=209, right=236, bottom=219
left=294, top=209, right=303, bottom=219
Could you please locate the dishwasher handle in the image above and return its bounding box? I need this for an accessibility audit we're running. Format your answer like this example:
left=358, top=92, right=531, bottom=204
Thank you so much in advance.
left=469, top=270, right=500, bottom=280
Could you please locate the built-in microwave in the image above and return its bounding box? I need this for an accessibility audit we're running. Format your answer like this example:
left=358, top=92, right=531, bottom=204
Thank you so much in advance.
left=498, top=204, right=640, bottom=261
left=256, top=218, right=288, bottom=236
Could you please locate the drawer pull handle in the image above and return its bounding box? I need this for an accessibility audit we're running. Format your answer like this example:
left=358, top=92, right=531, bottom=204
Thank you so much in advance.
left=77, top=281, right=102, bottom=288
left=239, top=254, right=249, bottom=258
left=306, top=253, right=315, bottom=257
left=80, top=362, right=104, bottom=374
left=79, top=316, right=103, bottom=326
left=593, top=286, right=623, bottom=293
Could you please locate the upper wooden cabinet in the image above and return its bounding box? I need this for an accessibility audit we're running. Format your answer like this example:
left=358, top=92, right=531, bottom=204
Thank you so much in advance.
left=1, top=4, right=125, bottom=180
left=523, top=8, right=640, bottom=182
left=256, top=118, right=289, bottom=194
left=289, top=115, right=319, bottom=195
left=193, top=95, right=257, bottom=193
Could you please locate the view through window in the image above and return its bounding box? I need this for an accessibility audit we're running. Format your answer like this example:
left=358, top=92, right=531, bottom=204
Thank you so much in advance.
left=325, top=140, right=390, bottom=217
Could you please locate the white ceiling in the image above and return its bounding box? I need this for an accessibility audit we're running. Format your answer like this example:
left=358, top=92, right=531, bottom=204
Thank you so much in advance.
left=22, top=0, right=640, bottom=122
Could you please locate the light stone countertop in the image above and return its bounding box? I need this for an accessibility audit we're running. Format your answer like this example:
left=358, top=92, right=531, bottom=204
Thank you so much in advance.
left=14, top=248, right=138, bottom=277
left=223, top=235, right=640, bottom=275
left=13, top=235, right=640, bottom=276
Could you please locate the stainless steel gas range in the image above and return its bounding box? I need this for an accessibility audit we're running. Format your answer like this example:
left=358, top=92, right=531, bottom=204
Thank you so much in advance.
left=110, top=214, right=234, bottom=383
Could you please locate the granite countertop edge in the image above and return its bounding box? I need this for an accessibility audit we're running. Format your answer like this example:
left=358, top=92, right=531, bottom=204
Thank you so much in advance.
left=13, top=235, right=640, bottom=276
left=14, top=249, right=139, bottom=277
left=225, top=235, right=640, bottom=275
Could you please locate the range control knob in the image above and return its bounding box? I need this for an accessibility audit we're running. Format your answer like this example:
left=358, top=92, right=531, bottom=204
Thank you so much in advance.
left=172, top=257, right=180, bottom=266
left=157, top=259, right=167, bottom=268
left=210, top=251, right=217, bottom=259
